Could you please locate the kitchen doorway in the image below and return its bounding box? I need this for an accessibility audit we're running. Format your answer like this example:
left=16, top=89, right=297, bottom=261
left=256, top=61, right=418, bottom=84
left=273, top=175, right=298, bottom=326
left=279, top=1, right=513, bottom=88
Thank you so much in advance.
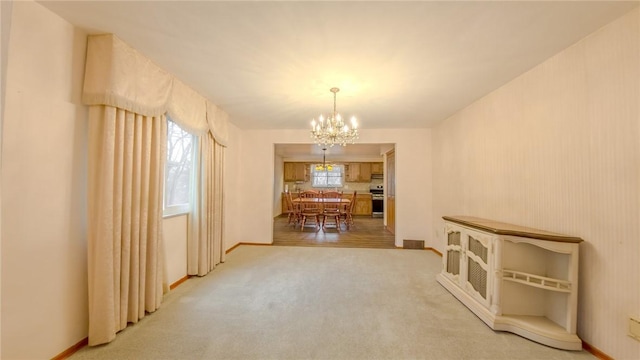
left=273, top=143, right=395, bottom=248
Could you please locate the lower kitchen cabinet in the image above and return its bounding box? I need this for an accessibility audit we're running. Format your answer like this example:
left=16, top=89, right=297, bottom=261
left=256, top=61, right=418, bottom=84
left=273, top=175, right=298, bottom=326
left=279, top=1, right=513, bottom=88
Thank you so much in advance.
left=354, top=193, right=372, bottom=215
left=343, top=193, right=372, bottom=216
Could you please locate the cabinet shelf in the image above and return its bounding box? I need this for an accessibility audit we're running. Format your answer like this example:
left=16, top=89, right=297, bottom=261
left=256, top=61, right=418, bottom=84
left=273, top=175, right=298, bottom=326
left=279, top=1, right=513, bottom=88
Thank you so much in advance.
left=495, top=315, right=582, bottom=348
left=503, top=269, right=572, bottom=293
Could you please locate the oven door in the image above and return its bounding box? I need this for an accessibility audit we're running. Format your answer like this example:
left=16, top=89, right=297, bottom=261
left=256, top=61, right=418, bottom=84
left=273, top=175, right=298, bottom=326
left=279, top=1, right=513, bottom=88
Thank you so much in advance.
left=371, top=195, right=384, bottom=217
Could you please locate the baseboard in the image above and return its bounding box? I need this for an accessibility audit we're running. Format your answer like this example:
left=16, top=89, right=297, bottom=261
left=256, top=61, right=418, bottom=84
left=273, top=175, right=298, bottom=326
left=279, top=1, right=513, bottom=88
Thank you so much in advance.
left=52, top=275, right=193, bottom=359
left=425, top=247, right=443, bottom=257
left=170, top=275, right=192, bottom=290
left=226, top=242, right=273, bottom=254
left=51, top=337, right=88, bottom=360
left=393, top=246, right=442, bottom=257
left=51, top=274, right=192, bottom=359
left=582, top=341, right=613, bottom=360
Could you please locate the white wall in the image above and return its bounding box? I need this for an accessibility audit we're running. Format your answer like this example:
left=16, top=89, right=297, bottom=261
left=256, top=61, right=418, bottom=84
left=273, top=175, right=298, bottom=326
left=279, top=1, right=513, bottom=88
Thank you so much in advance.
left=1, top=1, right=88, bottom=358
left=163, top=215, right=188, bottom=286
left=223, top=120, right=243, bottom=251
left=365, top=129, right=432, bottom=246
left=0, top=1, right=12, bottom=355
left=432, top=8, right=639, bottom=359
left=235, top=128, right=432, bottom=247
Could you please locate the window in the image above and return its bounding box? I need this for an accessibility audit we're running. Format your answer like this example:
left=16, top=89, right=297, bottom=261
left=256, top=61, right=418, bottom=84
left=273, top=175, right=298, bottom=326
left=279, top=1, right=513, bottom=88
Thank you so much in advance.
left=164, top=118, right=196, bottom=216
left=311, top=164, right=344, bottom=188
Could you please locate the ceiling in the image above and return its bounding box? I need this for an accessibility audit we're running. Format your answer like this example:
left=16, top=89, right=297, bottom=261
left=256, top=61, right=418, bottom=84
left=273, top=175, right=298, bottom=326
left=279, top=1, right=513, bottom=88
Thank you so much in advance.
left=38, top=1, right=639, bottom=159
left=39, top=0, right=638, bottom=133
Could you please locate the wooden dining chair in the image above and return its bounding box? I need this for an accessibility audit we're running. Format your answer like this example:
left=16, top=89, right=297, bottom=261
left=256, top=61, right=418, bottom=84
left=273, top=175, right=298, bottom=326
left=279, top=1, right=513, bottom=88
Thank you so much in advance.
left=321, top=190, right=342, bottom=232
left=298, top=190, right=322, bottom=231
left=284, top=192, right=300, bottom=226
left=342, top=191, right=357, bottom=230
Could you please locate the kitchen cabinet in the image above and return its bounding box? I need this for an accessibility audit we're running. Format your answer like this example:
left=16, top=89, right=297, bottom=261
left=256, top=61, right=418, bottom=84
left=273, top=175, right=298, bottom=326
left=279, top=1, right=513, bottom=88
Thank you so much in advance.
left=345, top=163, right=372, bottom=182
left=437, top=216, right=583, bottom=351
left=359, top=163, right=371, bottom=181
left=371, top=162, right=384, bottom=175
left=354, top=193, right=372, bottom=215
left=343, top=193, right=372, bottom=215
left=284, top=162, right=308, bottom=182
left=344, top=163, right=357, bottom=182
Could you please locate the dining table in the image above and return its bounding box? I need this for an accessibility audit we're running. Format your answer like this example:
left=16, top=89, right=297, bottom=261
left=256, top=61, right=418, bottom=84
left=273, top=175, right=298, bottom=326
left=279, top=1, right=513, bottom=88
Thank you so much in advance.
left=291, top=197, right=351, bottom=205
left=290, top=196, right=351, bottom=231
left=291, top=197, right=351, bottom=214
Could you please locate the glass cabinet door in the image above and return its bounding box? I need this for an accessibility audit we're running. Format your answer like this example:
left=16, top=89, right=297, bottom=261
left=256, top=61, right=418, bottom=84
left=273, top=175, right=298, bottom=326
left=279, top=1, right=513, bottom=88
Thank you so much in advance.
left=444, top=230, right=462, bottom=280
left=465, top=232, right=492, bottom=307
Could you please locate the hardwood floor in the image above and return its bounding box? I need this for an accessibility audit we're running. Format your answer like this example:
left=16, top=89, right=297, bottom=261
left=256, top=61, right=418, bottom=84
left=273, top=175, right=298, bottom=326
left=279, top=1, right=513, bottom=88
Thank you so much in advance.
left=273, top=215, right=396, bottom=249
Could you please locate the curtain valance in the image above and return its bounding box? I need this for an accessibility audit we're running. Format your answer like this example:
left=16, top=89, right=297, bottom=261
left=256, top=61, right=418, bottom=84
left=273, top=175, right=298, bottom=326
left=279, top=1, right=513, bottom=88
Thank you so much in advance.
left=207, top=102, right=229, bottom=147
left=82, top=34, right=229, bottom=145
left=168, top=79, right=208, bottom=135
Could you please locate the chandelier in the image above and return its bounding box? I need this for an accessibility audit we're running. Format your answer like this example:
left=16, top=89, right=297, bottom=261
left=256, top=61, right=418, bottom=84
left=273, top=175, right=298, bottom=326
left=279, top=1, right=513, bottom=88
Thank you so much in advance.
left=315, top=147, right=334, bottom=171
left=310, top=87, right=359, bottom=147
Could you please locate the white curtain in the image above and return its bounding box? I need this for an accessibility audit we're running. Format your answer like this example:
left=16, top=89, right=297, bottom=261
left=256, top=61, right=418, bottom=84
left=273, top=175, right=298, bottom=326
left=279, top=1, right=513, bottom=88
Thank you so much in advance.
left=83, top=33, right=229, bottom=344
left=87, top=105, right=167, bottom=345
left=188, top=132, right=225, bottom=276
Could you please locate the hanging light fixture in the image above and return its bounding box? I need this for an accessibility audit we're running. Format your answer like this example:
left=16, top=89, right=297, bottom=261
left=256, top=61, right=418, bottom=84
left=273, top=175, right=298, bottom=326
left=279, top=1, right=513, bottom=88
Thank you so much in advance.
left=315, top=147, right=334, bottom=171
left=310, top=87, right=359, bottom=147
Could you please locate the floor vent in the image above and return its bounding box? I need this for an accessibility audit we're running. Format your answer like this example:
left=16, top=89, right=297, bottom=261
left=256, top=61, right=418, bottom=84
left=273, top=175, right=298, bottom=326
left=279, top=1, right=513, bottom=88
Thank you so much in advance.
left=403, top=239, right=425, bottom=249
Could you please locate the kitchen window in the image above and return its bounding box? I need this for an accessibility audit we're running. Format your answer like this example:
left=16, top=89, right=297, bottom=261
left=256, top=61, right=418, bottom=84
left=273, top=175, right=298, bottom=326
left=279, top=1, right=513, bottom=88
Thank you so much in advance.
left=311, top=164, right=344, bottom=188
left=164, top=118, right=196, bottom=216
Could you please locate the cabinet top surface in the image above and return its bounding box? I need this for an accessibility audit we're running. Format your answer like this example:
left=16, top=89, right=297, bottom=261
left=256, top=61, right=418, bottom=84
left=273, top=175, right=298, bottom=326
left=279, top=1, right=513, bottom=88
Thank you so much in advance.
left=443, top=216, right=583, bottom=243
left=283, top=192, right=372, bottom=196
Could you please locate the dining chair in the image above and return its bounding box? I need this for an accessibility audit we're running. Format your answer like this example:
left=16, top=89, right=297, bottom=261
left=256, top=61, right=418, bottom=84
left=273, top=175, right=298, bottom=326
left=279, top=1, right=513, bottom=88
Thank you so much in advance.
left=285, top=191, right=300, bottom=226
left=298, top=190, right=322, bottom=231
left=321, top=190, right=342, bottom=232
left=299, top=190, right=319, bottom=198
left=342, top=190, right=357, bottom=230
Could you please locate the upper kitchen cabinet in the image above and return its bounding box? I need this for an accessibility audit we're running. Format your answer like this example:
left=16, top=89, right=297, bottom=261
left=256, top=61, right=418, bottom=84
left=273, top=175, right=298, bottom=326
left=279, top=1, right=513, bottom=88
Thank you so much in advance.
left=284, top=162, right=308, bottom=182
left=344, top=163, right=357, bottom=182
left=359, top=163, right=372, bottom=181
left=345, top=163, right=372, bottom=182
left=371, top=162, right=384, bottom=175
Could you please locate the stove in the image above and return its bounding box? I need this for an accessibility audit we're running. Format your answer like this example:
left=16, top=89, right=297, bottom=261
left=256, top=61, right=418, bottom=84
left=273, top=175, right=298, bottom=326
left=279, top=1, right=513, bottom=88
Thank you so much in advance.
left=369, top=185, right=384, bottom=217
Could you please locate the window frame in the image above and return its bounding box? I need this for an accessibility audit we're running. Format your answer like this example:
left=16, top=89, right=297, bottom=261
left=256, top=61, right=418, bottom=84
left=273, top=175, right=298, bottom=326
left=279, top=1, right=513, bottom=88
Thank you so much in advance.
left=163, top=118, right=197, bottom=217
left=311, top=164, right=344, bottom=188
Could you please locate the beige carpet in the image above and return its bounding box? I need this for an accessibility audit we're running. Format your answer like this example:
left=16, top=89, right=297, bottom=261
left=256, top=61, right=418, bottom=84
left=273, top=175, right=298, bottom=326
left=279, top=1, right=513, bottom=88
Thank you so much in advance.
left=71, top=246, right=595, bottom=359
